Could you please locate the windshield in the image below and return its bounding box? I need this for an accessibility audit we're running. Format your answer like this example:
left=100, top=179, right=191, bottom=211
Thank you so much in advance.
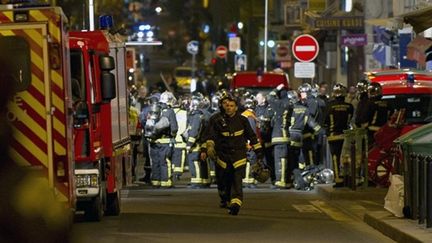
left=382, top=94, right=432, bottom=124
left=175, top=69, right=193, bottom=77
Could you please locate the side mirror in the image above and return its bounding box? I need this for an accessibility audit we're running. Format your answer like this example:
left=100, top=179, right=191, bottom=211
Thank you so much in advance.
left=101, top=72, right=116, bottom=102
left=99, top=55, right=115, bottom=71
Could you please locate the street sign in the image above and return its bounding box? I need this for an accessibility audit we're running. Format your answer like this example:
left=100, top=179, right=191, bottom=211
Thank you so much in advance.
left=294, top=62, right=315, bottom=78
left=187, top=40, right=199, bottom=55
left=234, top=54, right=247, bottom=71
left=292, top=34, right=319, bottom=62
left=229, top=37, right=241, bottom=52
left=215, top=45, right=228, bottom=58
left=275, top=41, right=291, bottom=62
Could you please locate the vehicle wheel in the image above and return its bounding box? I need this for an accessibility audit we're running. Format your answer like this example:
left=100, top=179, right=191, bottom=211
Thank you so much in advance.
left=105, top=191, right=121, bottom=216
left=84, top=195, right=103, bottom=221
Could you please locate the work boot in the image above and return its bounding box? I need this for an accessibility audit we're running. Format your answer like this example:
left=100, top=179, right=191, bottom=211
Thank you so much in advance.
left=228, top=204, right=240, bottom=215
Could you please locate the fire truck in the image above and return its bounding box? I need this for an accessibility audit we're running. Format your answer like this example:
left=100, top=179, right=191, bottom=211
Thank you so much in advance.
left=366, top=69, right=432, bottom=186
left=0, top=4, right=131, bottom=221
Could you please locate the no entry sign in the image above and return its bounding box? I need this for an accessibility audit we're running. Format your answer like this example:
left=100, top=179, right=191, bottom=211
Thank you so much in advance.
left=292, top=34, right=319, bottom=62
left=215, top=45, right=228, bottom=58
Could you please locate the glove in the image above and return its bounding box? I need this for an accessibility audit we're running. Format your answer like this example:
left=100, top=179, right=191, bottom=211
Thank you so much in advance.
left=206, top=141, right=216, bottom=160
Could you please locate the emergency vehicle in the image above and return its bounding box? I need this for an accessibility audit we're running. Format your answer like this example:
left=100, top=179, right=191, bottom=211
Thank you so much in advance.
left=366, top=69, right=432, bottom=186
left=230, top=71, right=290, bottom=93
left=0, top=3, right=131, bottom=221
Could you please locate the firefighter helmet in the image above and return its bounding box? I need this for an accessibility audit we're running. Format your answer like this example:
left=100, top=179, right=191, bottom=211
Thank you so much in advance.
left=332, top=83, right=347, bottom=98
left=286, top=90, right=299, bottom=105
left=311, top=84, right=319, bottom=98
left=218, top=90, right=236, bottom=110
left=189, top=92, right=204, bottom=111
left=298, top=83, right=312, bottom=94
left=367, top=82, right=382, bottom=98
left=316, top=168, right=335, bottom=184
left=243, top=92, right=256, bottom=110
left=159, top=91, right=177, bottom=107
left=356, top=79, right=369, bottom=94
left=251, top=162, right=270, bottom=183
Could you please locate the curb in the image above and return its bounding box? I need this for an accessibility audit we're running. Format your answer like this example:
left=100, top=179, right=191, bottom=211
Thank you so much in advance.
left=364, top=211, right=431, bottom=243
left=315, top=184, right=387, bottom=201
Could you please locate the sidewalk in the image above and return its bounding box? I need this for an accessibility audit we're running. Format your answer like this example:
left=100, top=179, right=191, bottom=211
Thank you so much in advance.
left=316, top=184, right=432, bottom=243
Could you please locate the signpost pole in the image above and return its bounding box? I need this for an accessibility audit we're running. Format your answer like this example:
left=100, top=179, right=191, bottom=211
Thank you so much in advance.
left=264, top=0, right=268, bottom=72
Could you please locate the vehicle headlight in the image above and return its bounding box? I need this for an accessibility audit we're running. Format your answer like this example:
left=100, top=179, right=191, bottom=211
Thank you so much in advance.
left=75, top=174, right=99, bottom=188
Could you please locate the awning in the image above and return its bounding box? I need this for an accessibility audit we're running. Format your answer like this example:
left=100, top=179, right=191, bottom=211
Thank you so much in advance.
left=400, top=6, right=432, bottom=34
left=406, top=36, right=432, bottom=66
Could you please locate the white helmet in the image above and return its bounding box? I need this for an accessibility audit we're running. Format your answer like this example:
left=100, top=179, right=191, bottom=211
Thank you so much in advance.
left=159, top=91, right=177, bottom=107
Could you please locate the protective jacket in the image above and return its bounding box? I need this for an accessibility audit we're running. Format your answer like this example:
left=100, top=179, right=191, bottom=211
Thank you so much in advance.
left=325, top=97, right=354, bottom=141
left=206, top=112, right=262, bottom=169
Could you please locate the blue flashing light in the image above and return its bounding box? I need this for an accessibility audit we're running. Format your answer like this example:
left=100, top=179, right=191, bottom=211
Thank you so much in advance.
left=99, top=15, right=114, bottom=29
left=227, top=32, right=237, bottom=38
left=203, top=24, right=210, bottom=34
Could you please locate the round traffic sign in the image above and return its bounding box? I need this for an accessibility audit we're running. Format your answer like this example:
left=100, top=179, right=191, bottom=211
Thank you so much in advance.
left=292, top=34, right=319, bottom=62
left=215, top=45, right=228, bottom=58
left=187, top=40, right=199, bottom=55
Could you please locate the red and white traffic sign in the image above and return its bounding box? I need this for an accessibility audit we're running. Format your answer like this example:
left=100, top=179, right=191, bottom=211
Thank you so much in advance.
left=215, top=45, right=228, bottom=58
left=292, top=34, right=319, bottom=62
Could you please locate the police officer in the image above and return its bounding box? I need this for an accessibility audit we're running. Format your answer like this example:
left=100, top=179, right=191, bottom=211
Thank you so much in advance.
left=269, top=84, right=290, bottom=189
left=255, top=92, right=275, bottom=183
left=147, top=91, right=178, bottom=188
left=325, top=84, right=354, bottom=186
left=203, top=91, right=263, bottom=215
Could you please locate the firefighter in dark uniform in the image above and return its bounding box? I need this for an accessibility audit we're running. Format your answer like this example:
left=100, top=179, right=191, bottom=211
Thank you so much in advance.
left=147, top=91, right=178, bottom=188
left=354, top=79, right=370, bottom=128
left=203, top=92, right=263, bottom=215
left=366, top=82, right=392, bottom=145
left=241, top=94, right=261, bottom=188
left=299, top=83, right=322, bottom=165
left=324, top=84, right=354, bottom=186
left=255, top=92, right=275, bottom=183
left=288, top=90, right=322, bottom=180
left=184, top=92, right=208, bottom=188
left=269, top=85, right=291, bottom=189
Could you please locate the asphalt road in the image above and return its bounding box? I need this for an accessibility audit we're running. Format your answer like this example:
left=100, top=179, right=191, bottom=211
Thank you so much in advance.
left=71, top=182, right=394, bottom=243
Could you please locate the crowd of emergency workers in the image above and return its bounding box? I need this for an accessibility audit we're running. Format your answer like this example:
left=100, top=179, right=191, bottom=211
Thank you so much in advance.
left=127, top=77, right=393, bottom=215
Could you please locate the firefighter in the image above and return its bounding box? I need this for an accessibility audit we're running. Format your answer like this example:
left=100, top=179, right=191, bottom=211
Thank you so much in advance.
left=241, top=93, right=261, bottom=188
left=299, top=83, right=323, bottom=165
left=255, top=92, right=275, bottom=183
left=325, top=84, right=354, bottom=186
left=184, top=92, right=209, bottom=188
left=354, top=79, right=370, bottom=129
left=288, top=89, right=323, bottom=183
left=366, top=82, right=393, bottom=145
left=172, top=96, right=188, bottom=180
left=268, top=85, right=291, bottom=189
left=139, top=92, right=161, bottom=184
left=203, top=91, right=263, bottom=215
left=147, top=91, right=178, bottom=188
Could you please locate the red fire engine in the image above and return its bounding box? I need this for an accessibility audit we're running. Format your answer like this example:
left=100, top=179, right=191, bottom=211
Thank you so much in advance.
left=366, top=69, right=432, bottom=186
left=0, top=4, right=131, bottom=221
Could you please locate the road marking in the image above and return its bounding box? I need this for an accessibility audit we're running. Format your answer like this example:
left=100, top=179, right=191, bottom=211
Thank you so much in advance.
left=292, top=204, right=322, bottom=213
left=310, top=200, right=352, bottom=222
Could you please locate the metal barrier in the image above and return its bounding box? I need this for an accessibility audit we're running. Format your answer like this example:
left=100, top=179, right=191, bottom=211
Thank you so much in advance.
left=341, top=128, right=368, bottom=190
left=404, top=151, right=432, bottom=228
